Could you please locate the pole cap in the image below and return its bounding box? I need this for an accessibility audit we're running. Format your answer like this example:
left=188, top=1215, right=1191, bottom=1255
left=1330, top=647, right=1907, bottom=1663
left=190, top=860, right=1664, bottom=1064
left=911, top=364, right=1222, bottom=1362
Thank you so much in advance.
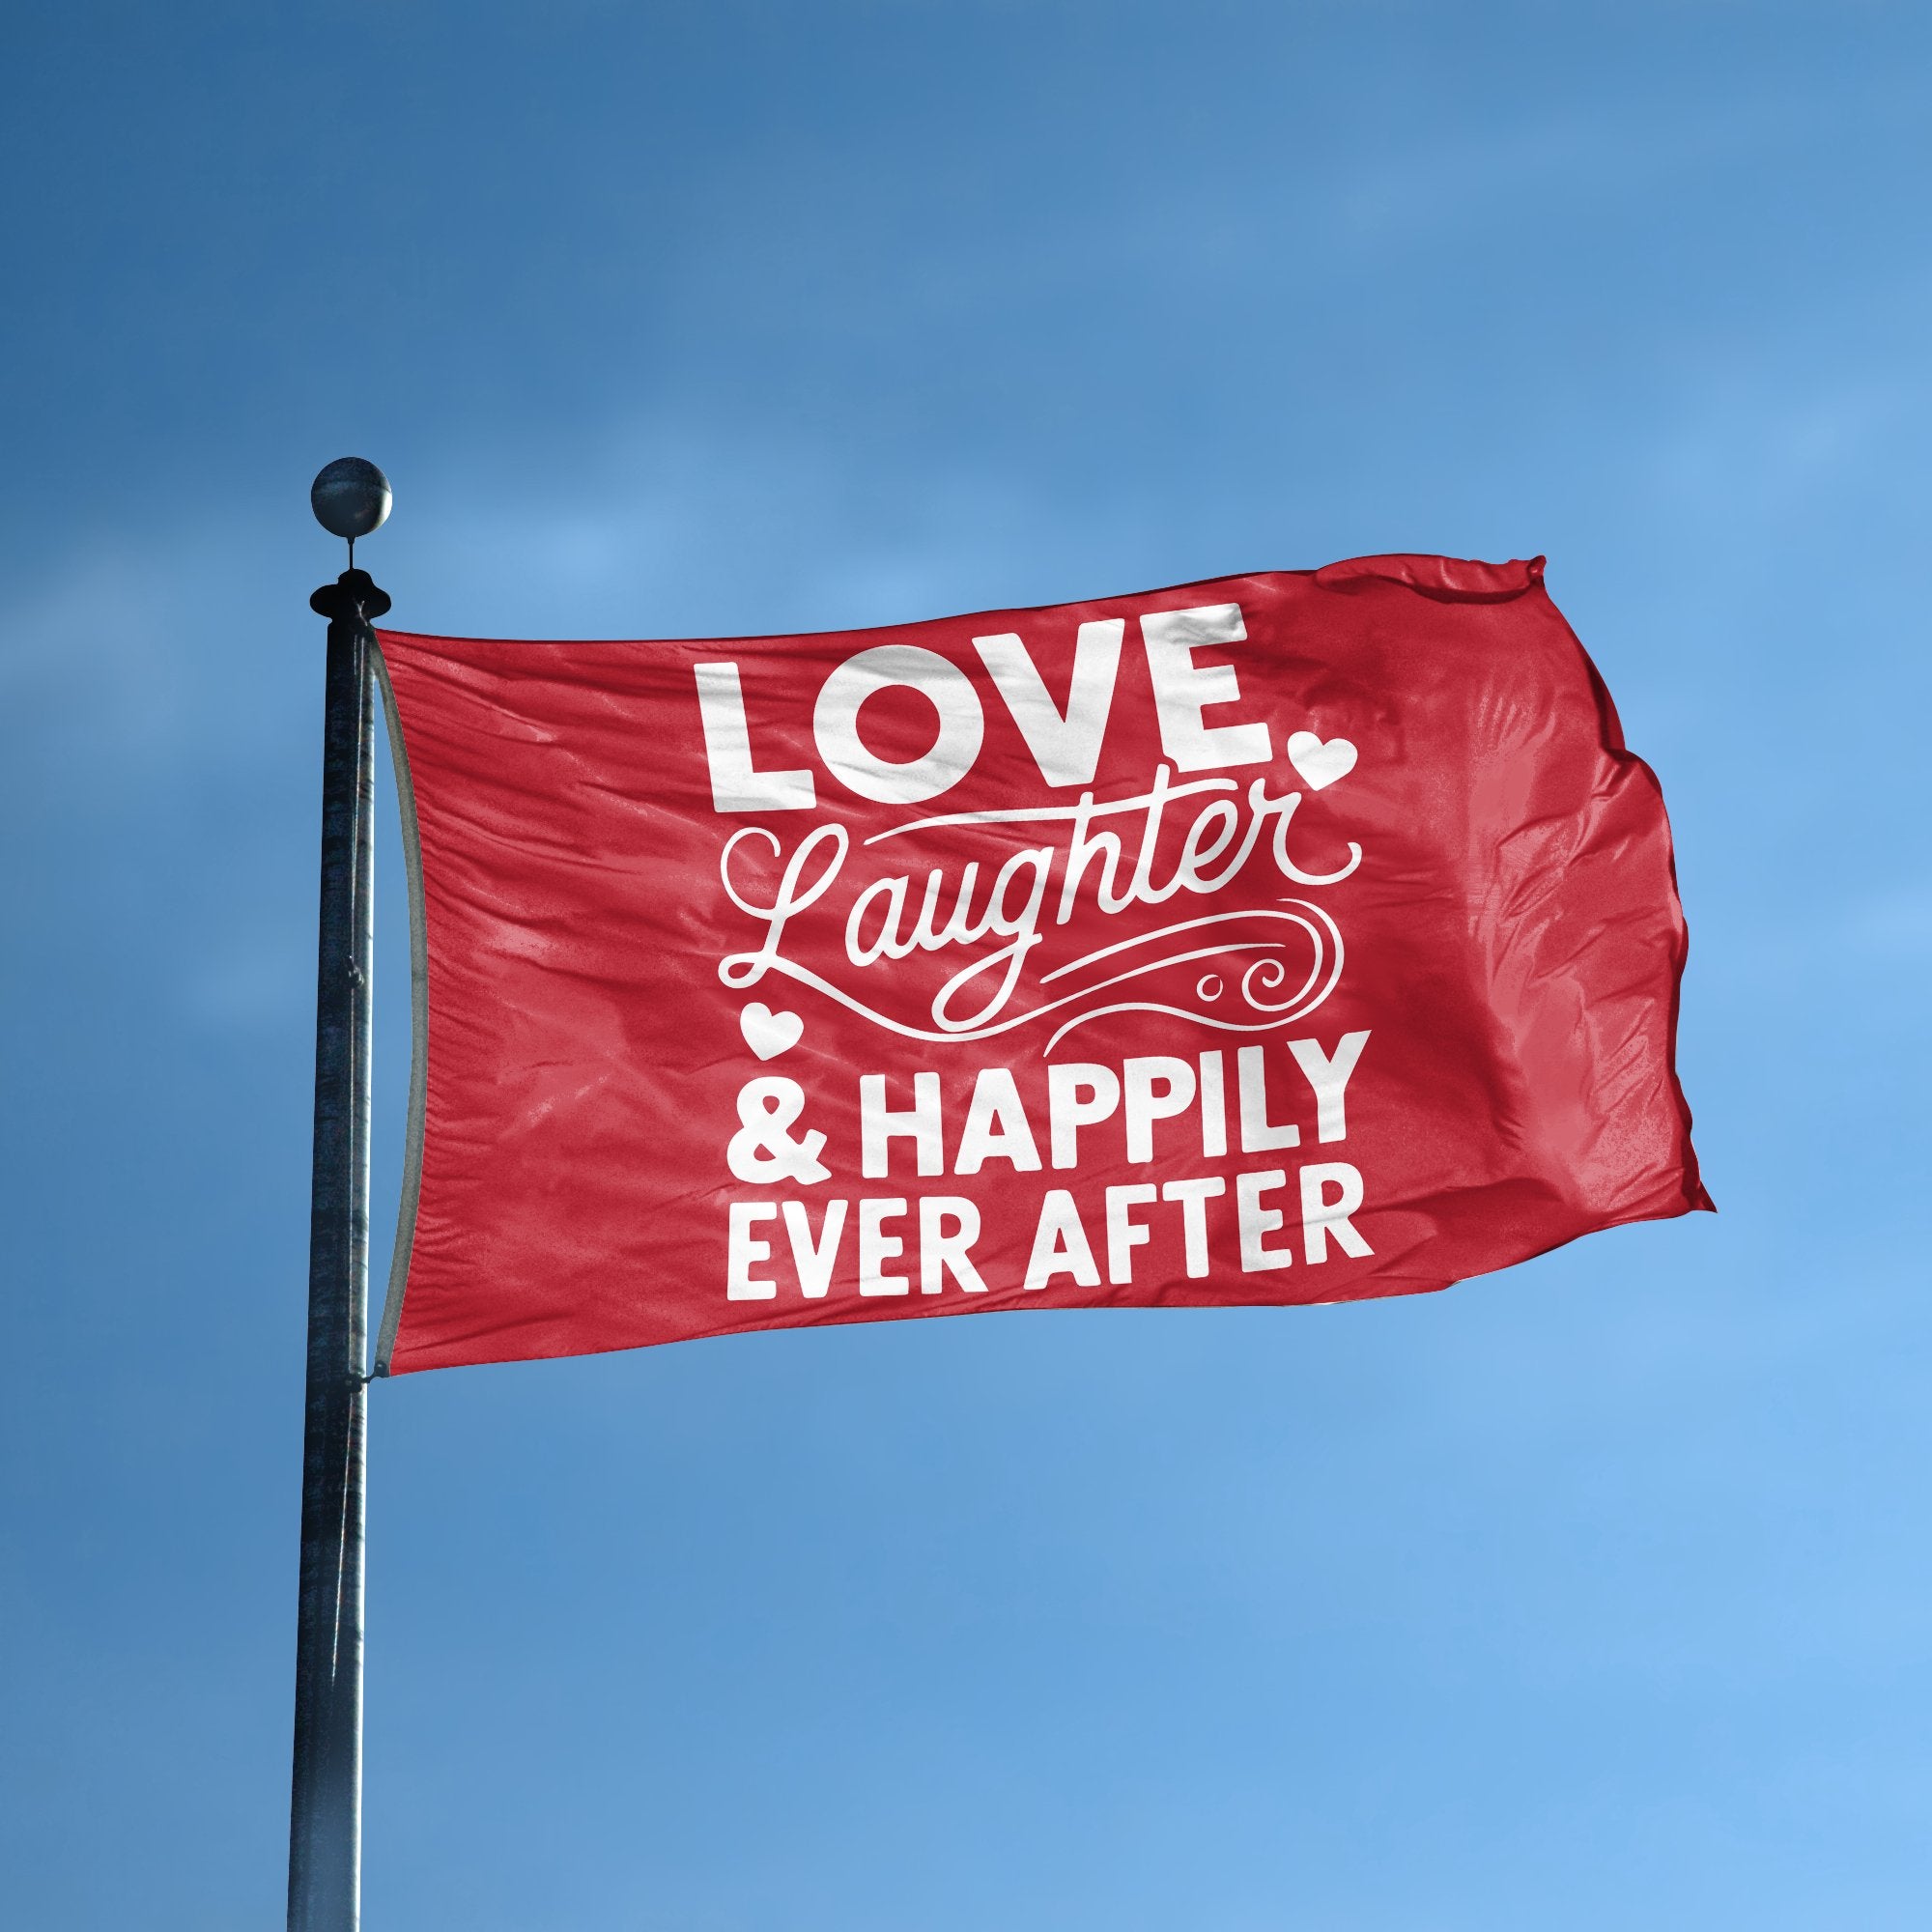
left=310, top=458, right=392, bottom=541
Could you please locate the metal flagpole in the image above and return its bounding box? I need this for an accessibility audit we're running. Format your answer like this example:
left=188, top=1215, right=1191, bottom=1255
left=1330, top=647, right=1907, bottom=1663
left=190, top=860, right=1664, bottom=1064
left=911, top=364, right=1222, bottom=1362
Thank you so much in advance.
left=290, top=459, right=392, bottom=1932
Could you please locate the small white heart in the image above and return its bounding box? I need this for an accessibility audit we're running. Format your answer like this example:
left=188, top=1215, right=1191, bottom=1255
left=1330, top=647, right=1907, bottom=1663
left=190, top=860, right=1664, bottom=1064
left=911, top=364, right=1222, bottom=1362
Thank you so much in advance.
left=740, top=1002, right=804, bottom=1061
left=1286, top=729, right=1358, bottom=791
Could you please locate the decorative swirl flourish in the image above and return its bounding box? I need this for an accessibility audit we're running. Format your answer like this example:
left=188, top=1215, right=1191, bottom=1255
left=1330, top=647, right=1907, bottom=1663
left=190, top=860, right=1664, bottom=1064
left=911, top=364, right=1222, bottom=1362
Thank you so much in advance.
left=718, top=902, right=1344, bottom=1054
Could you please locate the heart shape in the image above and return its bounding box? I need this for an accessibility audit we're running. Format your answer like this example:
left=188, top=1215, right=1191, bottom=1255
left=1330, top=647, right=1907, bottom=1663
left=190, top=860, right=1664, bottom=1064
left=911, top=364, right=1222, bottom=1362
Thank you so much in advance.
left=740, top=1002, right=804, bottom=1061
left=1286, top=729, right=1357, bottom=791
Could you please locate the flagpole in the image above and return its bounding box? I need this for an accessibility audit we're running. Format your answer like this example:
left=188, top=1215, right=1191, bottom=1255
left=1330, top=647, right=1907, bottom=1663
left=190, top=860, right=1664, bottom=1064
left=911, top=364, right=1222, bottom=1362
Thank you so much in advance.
left=290, top=460, right=391, bottom=1932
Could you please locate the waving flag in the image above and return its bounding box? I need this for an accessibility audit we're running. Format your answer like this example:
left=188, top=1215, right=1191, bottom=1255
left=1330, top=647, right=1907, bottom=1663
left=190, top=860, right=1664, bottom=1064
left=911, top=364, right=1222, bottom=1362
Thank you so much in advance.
left=370, top=554, right=1707, bottom=1374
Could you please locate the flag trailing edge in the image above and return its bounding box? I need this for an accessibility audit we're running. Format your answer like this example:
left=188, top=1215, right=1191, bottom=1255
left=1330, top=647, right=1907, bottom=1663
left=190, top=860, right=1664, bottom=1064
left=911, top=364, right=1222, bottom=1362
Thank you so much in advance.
left=369, top=554, right=1709, bottom=1376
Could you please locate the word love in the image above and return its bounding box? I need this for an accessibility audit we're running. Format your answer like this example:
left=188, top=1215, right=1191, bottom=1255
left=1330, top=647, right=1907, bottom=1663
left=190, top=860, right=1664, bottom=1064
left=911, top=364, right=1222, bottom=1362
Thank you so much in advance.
left=696, top=601, right=1337, bottom=812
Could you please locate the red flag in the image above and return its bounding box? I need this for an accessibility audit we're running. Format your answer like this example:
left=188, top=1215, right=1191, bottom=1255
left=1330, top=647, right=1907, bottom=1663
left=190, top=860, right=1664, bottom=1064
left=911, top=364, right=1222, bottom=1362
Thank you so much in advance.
left=372, top=554, right=1707, bottom=1375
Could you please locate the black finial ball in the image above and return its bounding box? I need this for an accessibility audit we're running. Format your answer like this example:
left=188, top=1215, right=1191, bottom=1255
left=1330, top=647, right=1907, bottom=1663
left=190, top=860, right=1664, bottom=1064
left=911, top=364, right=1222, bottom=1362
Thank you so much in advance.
left=310, top=457, right=392, bottom=541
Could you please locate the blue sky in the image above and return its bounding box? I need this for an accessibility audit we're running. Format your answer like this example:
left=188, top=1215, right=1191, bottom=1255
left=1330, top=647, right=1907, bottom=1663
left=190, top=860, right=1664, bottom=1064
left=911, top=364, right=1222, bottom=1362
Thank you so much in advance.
left=4, top=3, right=1929, bottom=1926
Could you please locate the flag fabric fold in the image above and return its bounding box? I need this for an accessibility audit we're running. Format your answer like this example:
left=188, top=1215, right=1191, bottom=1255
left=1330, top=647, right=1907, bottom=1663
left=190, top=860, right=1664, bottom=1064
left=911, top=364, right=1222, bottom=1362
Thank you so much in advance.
left=373, top=555, right=1707, bottom=1375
